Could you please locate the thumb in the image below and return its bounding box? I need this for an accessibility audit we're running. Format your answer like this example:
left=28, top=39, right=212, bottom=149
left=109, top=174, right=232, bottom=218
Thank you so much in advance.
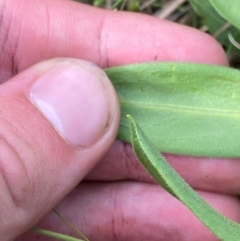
left=0, top=58, right=119, bottom=240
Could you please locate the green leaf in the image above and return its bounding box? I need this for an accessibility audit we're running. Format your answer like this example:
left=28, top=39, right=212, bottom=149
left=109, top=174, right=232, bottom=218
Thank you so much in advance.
left=127, top=115, right=240, bottom=241
left=105, top=62, right=240, bottom=158
left=210, top=0, right=240, bottom=31
left=189, top=0, right=240, bottom=57
left=190, top=0, right=228, bottom=33
left=93, top=0, right=105, bottom=7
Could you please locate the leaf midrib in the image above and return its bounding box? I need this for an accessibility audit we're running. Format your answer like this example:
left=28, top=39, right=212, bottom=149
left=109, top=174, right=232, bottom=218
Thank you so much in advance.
left=121, top=101, right=240, bottom=117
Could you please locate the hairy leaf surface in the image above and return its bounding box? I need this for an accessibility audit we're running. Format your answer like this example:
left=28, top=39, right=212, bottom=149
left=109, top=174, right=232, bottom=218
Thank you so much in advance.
left=105, top=63, right=240, bottom=157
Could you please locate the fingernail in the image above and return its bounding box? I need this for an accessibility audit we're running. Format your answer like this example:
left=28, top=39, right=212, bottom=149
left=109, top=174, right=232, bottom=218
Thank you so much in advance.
left=29, top=60, right=111, bottom=147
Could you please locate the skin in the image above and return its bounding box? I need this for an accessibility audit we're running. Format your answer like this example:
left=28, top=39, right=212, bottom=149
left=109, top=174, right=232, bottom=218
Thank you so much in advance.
left=0, top=0, right=239, bottom=240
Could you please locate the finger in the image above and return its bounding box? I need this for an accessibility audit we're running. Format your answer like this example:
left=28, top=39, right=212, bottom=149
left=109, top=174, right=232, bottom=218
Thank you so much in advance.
left=86, top=141, right=240, bottom=195
left=21, top=182, right=240, bottom=241
left=0, top=58, right=119, bottom=240
left=0, top=0, right=227, bottom=83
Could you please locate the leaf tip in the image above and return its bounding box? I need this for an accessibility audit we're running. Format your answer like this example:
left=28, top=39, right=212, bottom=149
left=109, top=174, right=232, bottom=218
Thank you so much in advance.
left=126, top=114, right=134, bottom=123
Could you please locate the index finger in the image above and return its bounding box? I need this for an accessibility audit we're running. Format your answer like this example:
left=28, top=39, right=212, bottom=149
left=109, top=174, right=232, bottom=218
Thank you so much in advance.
left=0, top=0, right=228, bottom=83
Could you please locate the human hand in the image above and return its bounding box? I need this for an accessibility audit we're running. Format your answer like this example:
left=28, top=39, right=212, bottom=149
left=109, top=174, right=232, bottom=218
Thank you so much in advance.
left=0, top=1, right=238, bottom=240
